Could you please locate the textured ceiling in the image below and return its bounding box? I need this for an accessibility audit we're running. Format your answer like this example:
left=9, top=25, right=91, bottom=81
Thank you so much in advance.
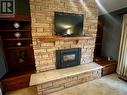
left=96, top=0, right=127, bottom=15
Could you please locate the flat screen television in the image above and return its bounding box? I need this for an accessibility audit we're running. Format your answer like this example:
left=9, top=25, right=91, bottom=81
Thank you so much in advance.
left=55, top=12, right=84, bottom=37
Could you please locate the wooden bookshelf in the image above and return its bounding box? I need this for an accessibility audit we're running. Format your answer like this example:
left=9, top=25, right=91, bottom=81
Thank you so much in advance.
left=0, top=15, right=35, bottom=71
left=0, top=15, right=36, bottom=92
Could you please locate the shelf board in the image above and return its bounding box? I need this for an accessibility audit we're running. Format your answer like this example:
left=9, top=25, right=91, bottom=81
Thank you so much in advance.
left=33, top=36, right=94, bottom=42
left=5, top=46, right=33, bottom=49
left=0, top=30, right=31, bottom=32
left=0, top=15, right=31, bottom=21
left=3, top=38, right=32, bottom=41
left=96, top=36, right=102, bottom=38
left=95, top=43, right=102, bottom=45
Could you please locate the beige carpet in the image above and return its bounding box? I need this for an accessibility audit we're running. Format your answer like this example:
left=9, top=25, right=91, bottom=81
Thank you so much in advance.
left=5, top=86, right=37, bottom=95
left=5, top=74, right=127, bottom=95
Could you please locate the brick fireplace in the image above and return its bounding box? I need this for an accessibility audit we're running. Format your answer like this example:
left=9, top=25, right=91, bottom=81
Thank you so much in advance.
left=30, top=0, right=98, bottom=72
left=29, top=1, right=101, bottom=94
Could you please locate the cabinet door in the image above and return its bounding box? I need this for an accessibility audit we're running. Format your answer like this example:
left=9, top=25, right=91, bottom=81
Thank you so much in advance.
left=0, top=35, right=7, bottom=79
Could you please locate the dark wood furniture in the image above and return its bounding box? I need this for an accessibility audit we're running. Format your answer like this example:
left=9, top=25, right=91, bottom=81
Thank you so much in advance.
left=0, top=15, right=35, bottom=92
left=1, top=67, right=35, bottom=92
left=94, top=16, right=104, bottom=58
left=94, top=58, right=117, bottom=76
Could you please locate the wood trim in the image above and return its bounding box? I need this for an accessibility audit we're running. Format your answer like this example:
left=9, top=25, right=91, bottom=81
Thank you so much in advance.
left=0, top=15, right=31, bottom=21
left=3, top=38, right=32, bottom=41
left=33, top=36, right=94, bottom=42
left=0, top=30, right=30, bottom=32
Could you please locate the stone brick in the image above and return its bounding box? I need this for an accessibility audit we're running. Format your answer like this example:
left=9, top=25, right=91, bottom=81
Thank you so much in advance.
left=37, top=28, right=44, bottom=32
left=41, top=42, right=54, bottom=47
left=42, top=82, right=53, bottom=89
left=35, top=67, right=101, bottom=95
left=43, top=86, right=64, bottom=95
left=52, top=78, right=67, bottom=86
left=64, top=80, right=79, bottom=88
left=34, top=49, right=47, bottom=53
left=30, top=0, right=98, bottom=72
left=37, top=85, right=42, bottom=90
left=66, top=75, right=78, bottom=82
left=47, top=48, right=56, bottom=52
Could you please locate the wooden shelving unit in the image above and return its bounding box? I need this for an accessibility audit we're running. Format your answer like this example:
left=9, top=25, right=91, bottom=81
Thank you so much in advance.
left=0, top=15, right=35, bottom=71
left=0, top=15, right=36, bottom=92
left=34, top=36, right=94, bottom=42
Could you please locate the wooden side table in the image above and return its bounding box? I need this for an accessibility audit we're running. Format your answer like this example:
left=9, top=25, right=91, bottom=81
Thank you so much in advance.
left=94, top=58, right=117, bottom=76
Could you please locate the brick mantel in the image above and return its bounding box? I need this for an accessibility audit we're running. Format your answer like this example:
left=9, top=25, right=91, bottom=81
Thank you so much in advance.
left=29, top=0, right=98, bottom=72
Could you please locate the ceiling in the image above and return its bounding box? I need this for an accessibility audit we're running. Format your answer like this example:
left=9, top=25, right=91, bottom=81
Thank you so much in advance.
left=96, top=0, right=127, bottom=15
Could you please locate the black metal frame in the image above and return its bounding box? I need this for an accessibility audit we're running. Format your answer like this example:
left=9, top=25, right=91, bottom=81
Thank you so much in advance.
left=56, top=48, right=81, bottom=69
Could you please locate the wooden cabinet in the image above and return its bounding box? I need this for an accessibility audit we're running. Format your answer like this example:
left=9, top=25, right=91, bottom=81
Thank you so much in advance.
left=1, top=73, right=31, bottom=92
left=0, top=16, right=35, bottom=92
left=0, top=16, right=35, bottom=72
left=94, top=58, right=117, bottom=76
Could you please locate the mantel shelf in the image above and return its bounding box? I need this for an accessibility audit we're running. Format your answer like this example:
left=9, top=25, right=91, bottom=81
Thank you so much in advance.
left=33, top=36, right=94, bottom=42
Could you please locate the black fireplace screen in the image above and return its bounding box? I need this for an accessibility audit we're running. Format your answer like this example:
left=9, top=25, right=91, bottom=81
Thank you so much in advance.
left=56, top=48, right=81, bottom=69
left=63, top=54, right=75, bottom=62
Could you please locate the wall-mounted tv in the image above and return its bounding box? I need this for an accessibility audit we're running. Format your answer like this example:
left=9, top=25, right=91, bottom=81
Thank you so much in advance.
left=55, top=12, right=84, bottom=37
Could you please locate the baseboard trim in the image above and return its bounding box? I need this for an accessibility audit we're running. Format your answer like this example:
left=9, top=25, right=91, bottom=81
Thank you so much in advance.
left=118, top=74, right=127, bottom=82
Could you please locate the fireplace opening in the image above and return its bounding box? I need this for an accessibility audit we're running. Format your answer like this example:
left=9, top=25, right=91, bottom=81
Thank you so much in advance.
left=56, top=48, right=81, bottom=69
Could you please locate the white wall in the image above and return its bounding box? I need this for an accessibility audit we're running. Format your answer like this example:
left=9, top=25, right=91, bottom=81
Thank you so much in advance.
left=96, top=0, right=127, bottom=15
left=101, top=13, right=122, bottom=61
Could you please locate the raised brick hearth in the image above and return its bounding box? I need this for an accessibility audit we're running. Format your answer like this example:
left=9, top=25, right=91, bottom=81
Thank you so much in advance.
left=30, top=63, right=102, bottom=95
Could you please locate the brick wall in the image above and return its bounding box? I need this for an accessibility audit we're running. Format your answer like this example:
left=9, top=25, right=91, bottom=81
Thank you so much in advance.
left=29, top=0, right=98, bottom=72
left=37, top=68, right=101, bottom=95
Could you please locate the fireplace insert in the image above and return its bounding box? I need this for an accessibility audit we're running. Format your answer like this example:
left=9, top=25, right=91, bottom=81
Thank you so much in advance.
left=56, top=48, right=81, bottom=69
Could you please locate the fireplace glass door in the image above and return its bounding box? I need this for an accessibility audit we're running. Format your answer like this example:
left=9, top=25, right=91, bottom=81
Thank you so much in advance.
left=56, top=48, right=81, bottom=69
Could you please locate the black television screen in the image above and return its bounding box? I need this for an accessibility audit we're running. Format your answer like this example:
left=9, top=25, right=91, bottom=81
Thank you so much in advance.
left=55, top=12, right=84, bottom=37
